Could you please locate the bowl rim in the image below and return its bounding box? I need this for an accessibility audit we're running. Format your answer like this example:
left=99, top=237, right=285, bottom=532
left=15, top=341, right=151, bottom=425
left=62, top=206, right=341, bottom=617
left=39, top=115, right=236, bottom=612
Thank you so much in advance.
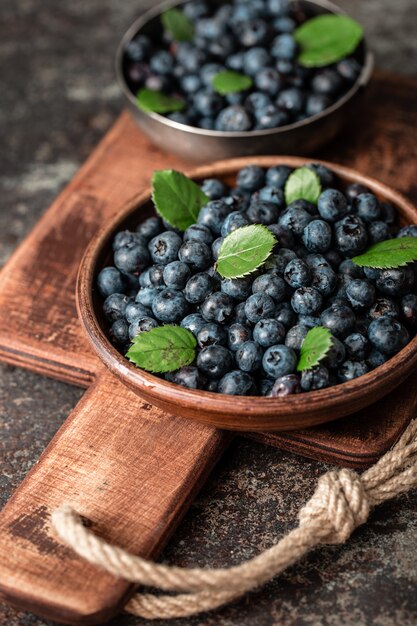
left=115, top=0, right=374, bottom=139
left=77, top=156, right=417, bottom=426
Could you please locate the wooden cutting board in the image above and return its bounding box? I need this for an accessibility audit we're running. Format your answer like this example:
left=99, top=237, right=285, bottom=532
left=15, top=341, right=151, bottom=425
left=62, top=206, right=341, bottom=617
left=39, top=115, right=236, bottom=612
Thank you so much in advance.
left=1, top=71, right=417, bottom=624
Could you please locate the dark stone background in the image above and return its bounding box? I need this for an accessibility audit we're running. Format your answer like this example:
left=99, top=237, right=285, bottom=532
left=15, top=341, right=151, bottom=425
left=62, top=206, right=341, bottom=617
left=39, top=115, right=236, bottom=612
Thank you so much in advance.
left=1, top=1, right=417, bottom=625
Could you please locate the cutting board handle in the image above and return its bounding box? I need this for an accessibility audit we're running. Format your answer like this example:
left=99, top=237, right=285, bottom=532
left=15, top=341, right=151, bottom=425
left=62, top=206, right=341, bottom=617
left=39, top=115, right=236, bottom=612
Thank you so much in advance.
left=0, top=371, right=228, bottom=625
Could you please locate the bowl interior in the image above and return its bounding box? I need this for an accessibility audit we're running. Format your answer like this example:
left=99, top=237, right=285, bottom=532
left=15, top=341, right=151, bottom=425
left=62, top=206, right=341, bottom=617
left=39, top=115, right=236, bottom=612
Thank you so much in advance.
left=78, top=157, right=417, bottom=431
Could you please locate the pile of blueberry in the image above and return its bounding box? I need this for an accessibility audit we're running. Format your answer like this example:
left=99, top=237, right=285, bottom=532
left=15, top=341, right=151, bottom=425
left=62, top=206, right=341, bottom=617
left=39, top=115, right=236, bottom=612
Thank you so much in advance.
left=97, top=163, right=417, bottom=396
left=123, top=0, right=364, bottom=131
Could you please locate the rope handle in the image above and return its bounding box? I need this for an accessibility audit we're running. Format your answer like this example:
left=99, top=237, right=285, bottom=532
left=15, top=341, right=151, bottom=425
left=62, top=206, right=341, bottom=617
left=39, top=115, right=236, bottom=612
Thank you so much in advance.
left=52, top=419, right=417, bottom=620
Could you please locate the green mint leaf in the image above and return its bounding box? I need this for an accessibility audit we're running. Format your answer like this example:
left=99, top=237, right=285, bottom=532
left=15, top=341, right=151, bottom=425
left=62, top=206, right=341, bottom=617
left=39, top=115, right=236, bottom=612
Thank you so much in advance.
left=212, top=70, right=253, bottom=95
left=152, top=170, right=210, bottom=231
left=161, top=8, right=194, bottom=42
left=295, top=15, right=364, bottom=68
left=352, top=237, right=417, bottom=269
left=216, top=224, right=276, bottom=279
left=297, top=327, right=333, bottom=372
left=126, top=325, right=196, bottom=373
left=136, top=88, right=185, bottom=114
left=285, top=166, right=322, bottom=205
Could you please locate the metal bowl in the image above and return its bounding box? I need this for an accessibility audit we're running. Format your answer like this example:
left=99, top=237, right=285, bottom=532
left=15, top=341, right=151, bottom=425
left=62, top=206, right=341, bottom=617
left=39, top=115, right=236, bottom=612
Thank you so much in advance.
left=116, top=0, right=374, bottom=163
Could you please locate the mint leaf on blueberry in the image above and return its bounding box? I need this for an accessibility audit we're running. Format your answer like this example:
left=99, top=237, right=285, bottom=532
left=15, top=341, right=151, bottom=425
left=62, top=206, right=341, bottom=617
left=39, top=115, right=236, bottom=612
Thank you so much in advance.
left=126, top=325, right=196, bottom=373
left=152, top=170, right=210, bottom=231
left=352, top=237, right=417, bottom=269
left=285, top=166, right=322, bottom=205
left=136, top=89, right=186, bottom=114
left=212, top=70, right=253, bottom=96
left=161, top=8, right=194, bottom=42
left=295, top=15, right=364, bottom=68
left=216, top=225, right=276, bottom=279
left=297, top=327, right=333, bottom=372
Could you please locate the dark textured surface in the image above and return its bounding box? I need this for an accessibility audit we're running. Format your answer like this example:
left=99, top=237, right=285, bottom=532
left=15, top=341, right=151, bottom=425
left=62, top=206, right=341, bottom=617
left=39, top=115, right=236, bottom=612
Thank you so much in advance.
left=1, top=1, right=417, bottom=625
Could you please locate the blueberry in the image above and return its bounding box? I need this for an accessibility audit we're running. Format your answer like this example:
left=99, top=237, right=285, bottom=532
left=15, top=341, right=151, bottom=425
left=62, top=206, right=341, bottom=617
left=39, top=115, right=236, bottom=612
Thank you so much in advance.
left=197, top=345, right=233, bottom=379
left=278, top=205, right=312, bottom=237
left=354, top=193, right=381, bottom=222
left=197, top=323, right=228, bottom=349
left=166, top=366, right=202, bottom=390
left=344, top=333, right=370, bottom=360
left=321, top=303, right=356, bottom=338
left=368, top=221, right=390, bottom=244
left=150, top=50, right=174, bottom=75
left=375, top=268, right=414, bottom=297
left=110, top=319, right=129, bottom=346
left=345, top=183, right=371, bottom=201
left=163, top=261, right=191, bottom=289
left=270, top=373, right=300, bottom=396
left=236, top=340, right=263, bottom=372
left=178, top=240, right=211, bottom=271
left=277, top=88, right=305, bottom=113
left=218, top=370, right=255, bottom=395
left=298, top=314, right=321, bottom=329
left=194, top=90, right=224, bottom=116
left=252, top=274, right=286, bottom=303
left=149, top=231, right=182, bottom=265
left=267, top=224, right=295, bottom=249
left=227, top=52, right=245, bottom=71
left=113, top=230, right=141, bottom=251
left=221, top=211, right=250, bottom=236
left=397, top=225, right=417, bottom=238
left=201, top=292, right=235, bottom=324
left=184, top=224, right=214, bottom=246
left=367, top=349, right=388, bottom=369
left=136, top=216, right=162, bottom=240
left=238, top=19, right=269, bottom=47
left=181, top=73, right=202, bottom=94
left=245, top=91, right=273, bottom=113
left=311, top=266, right=337, bottom=297
left=300, top=365, right=329, bottom=390
left=221, top=276, right=253, bottom=301
left=201, top=179, right=228, bottom=201
left=266, top=165, right=292, bottom=188
left=253, top=319, right=286, bottom=347
left=244, top=293, right=276, bottom=323
left=114, top=241, right=150, bottom=274
left=401, top=294, right=417, bottom=327
left=233, top=301, right=250, bottom=326
left=195, top=17, right=227, bottom=40
left=311, top=69, right=343, bottom=95
left=215, top=105, right=253, bottom=131
left=271, top=34, right=297, bottom=60
left=180, top=313, right=206, bottom=336
left=135, top=286, right=163, bottom=309
left=176, top=44, right=207, bottom=72
left=284, top=259, right=311, bottom=289
left=228, top=323, right=252, bottom=352
left=183, top=1, right=209, bottom=20
left=197, top=200, right=232, bottom=235
left=338, top=259, right=364, bottom=278
left=262, top=345, right=297, bottom=378
left=317, top=189, right=348, bottom=222
left=306, top=164, right=336, bottom=188
left=139, top=265, right=165, bottom=288
left=152, top=288, right=189, bottom=323
left=125, top=35, right=151, bottom=62
left=338, top=360, right=369, bottom=383
left=184, top=272, right=214, bottom=304
left=236, top=165, right=265, bottom=191
left=275, top=302, right=297, bottom=329
left=255, top=68, right=282, bottom=96
left=128, top=316, right=158, bottom=341
left=265, top=248, right=297, bottom=275
left=323, top=336, right=346, bottom=369
left=305, top=253, right=330, bottom=269
left=337, top=58, right=362, bottom=83
left=103, top=293, right=130, bottom=322
left=274, top=16, right=296, bottom=32
left=302, top=219, right=332, bottom=253
left=368, top=316, right=409, bottom=355
left=247, top=199, right=279, bottom=224
left=243, top=47, right=271, bottom=75
left=305, top=94, right=331, bottom=116
left=125, top=301, right=151, bottom=324
left=97, top=267, right=127, bottom=297
left=346, top=279, right=375, bottom=309
left=285, top=324, right=309, bottom=350
left=257, top=186, right=285, bottom=208
left=334, top=215, right=368, bottom=257
left=255, top=105, right=289, bottom=129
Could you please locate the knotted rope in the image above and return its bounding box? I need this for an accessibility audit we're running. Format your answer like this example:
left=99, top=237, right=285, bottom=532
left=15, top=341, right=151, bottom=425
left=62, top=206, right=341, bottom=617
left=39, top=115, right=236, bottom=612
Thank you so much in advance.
left=52, top=419, right=417, bottom=620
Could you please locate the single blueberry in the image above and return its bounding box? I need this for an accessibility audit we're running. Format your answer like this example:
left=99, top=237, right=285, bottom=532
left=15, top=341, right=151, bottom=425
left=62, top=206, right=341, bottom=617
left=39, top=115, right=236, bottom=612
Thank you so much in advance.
left=221, top=211, right=250, bottom=236
left=253, top=319, right=286, bottom=348
left=215, top=105, right=253, bottom=132
left=337, top=360, right=369, bottom=383
left=271, top=34, right=297, bottom=60
left=218, top=370, right=255, bottom=395
left=311, top=266, right=337, bottom=297
left=103, top=293, right=130, bottom=322
left=375, top=268, right=414, bottom=297
left=275, top=302, right=297, bottom=329
left=166, top=366, right=202, bottom=390
left=184, top=272, right=214, bottom=304
left=200, top=179, right=228, bottom=201
left=323, top=336, right=346, bottom=369
left=197, top=323, right=228, bottom=349
left=152, top=288, right=189, bottom=323
left=252, top=274, right=286, bottom=303
left=265, top=165, right=292, bottom=188
left=302, top=219, right=332, bottom=253
left=163, top=261, right=191, bottom=290
left=277, top=88, right=305, bottom=113
left=228, top=323, right=252, bottom=352
left=265, top=248, right=297, bottom=275
left=368, top=316, right=409, bottom=355
left=334, top=214, right=368, bottom=257
left=284, top=258, right=311, bottom=289
left=221, top=276, right=253, bottom=301
left=244, top=293, right=276, bottom=323
left=197, top=345, right=233, bottom=379
left=236, top=165, right=265, bottom=191
left=197, top=199, right=233, bottom=235
left=270, top=373, right=301, bottom=396
left=180, top=313, right=206, bottom=336
left=128, top=316, right=158, bottom=341
left=97, top=267, right=127, bottom=297
left=236, top=340, right=264, bottom=372
left=201, top=292, right=235, bottom=324
left=285, top=324, right=309, bottom=350
left=317, top=189, right=348, bottom=222
left=243, top=47, right=271, bottom=75
left=247, top=198, right=279, bottom=224
left=368, top=221, right=390, bottom=244
left=300, top=365, right=330, bottom=390
left=320, top=303, right=356, bottom=338
left=148, top=231, right=182, bottom=265
left=135, top=286, right=164, bottom=309
left=344, top=333, right=370, bottom=360
left=255, top=68, right=282, bottom=96
left=136, top=216, right=162, bottom=240
left=184, top=224, right=214, bottom=246
left=110, top=319, right=129, bottom=346
left=401, top=294, right=417, bottom=327
left=114, top=241, right=150, bottom=274
left=346, top=279, right=376, bottom=309
left=178, top=240, right=212, bottom=271
left=305, top=94, right=331, bottom=117
left=311, top=69, right=343, bottom=95
left=125, top=301, right=151, bottom=324
left=262, top=344, right=297, bottom=378
left=278, top=205, right=312, bottom=237
left=354, top=193, right=381, bottom=222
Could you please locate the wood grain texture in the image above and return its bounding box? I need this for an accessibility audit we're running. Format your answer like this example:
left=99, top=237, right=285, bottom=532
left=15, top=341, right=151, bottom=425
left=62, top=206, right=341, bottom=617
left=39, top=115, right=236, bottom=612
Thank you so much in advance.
left=0, top=371, right=228, bottom=624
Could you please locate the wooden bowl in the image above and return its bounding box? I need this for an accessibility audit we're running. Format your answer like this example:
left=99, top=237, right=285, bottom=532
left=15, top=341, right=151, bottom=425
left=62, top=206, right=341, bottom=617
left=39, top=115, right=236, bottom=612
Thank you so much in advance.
left=77, top=157, right=417, bottom=431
